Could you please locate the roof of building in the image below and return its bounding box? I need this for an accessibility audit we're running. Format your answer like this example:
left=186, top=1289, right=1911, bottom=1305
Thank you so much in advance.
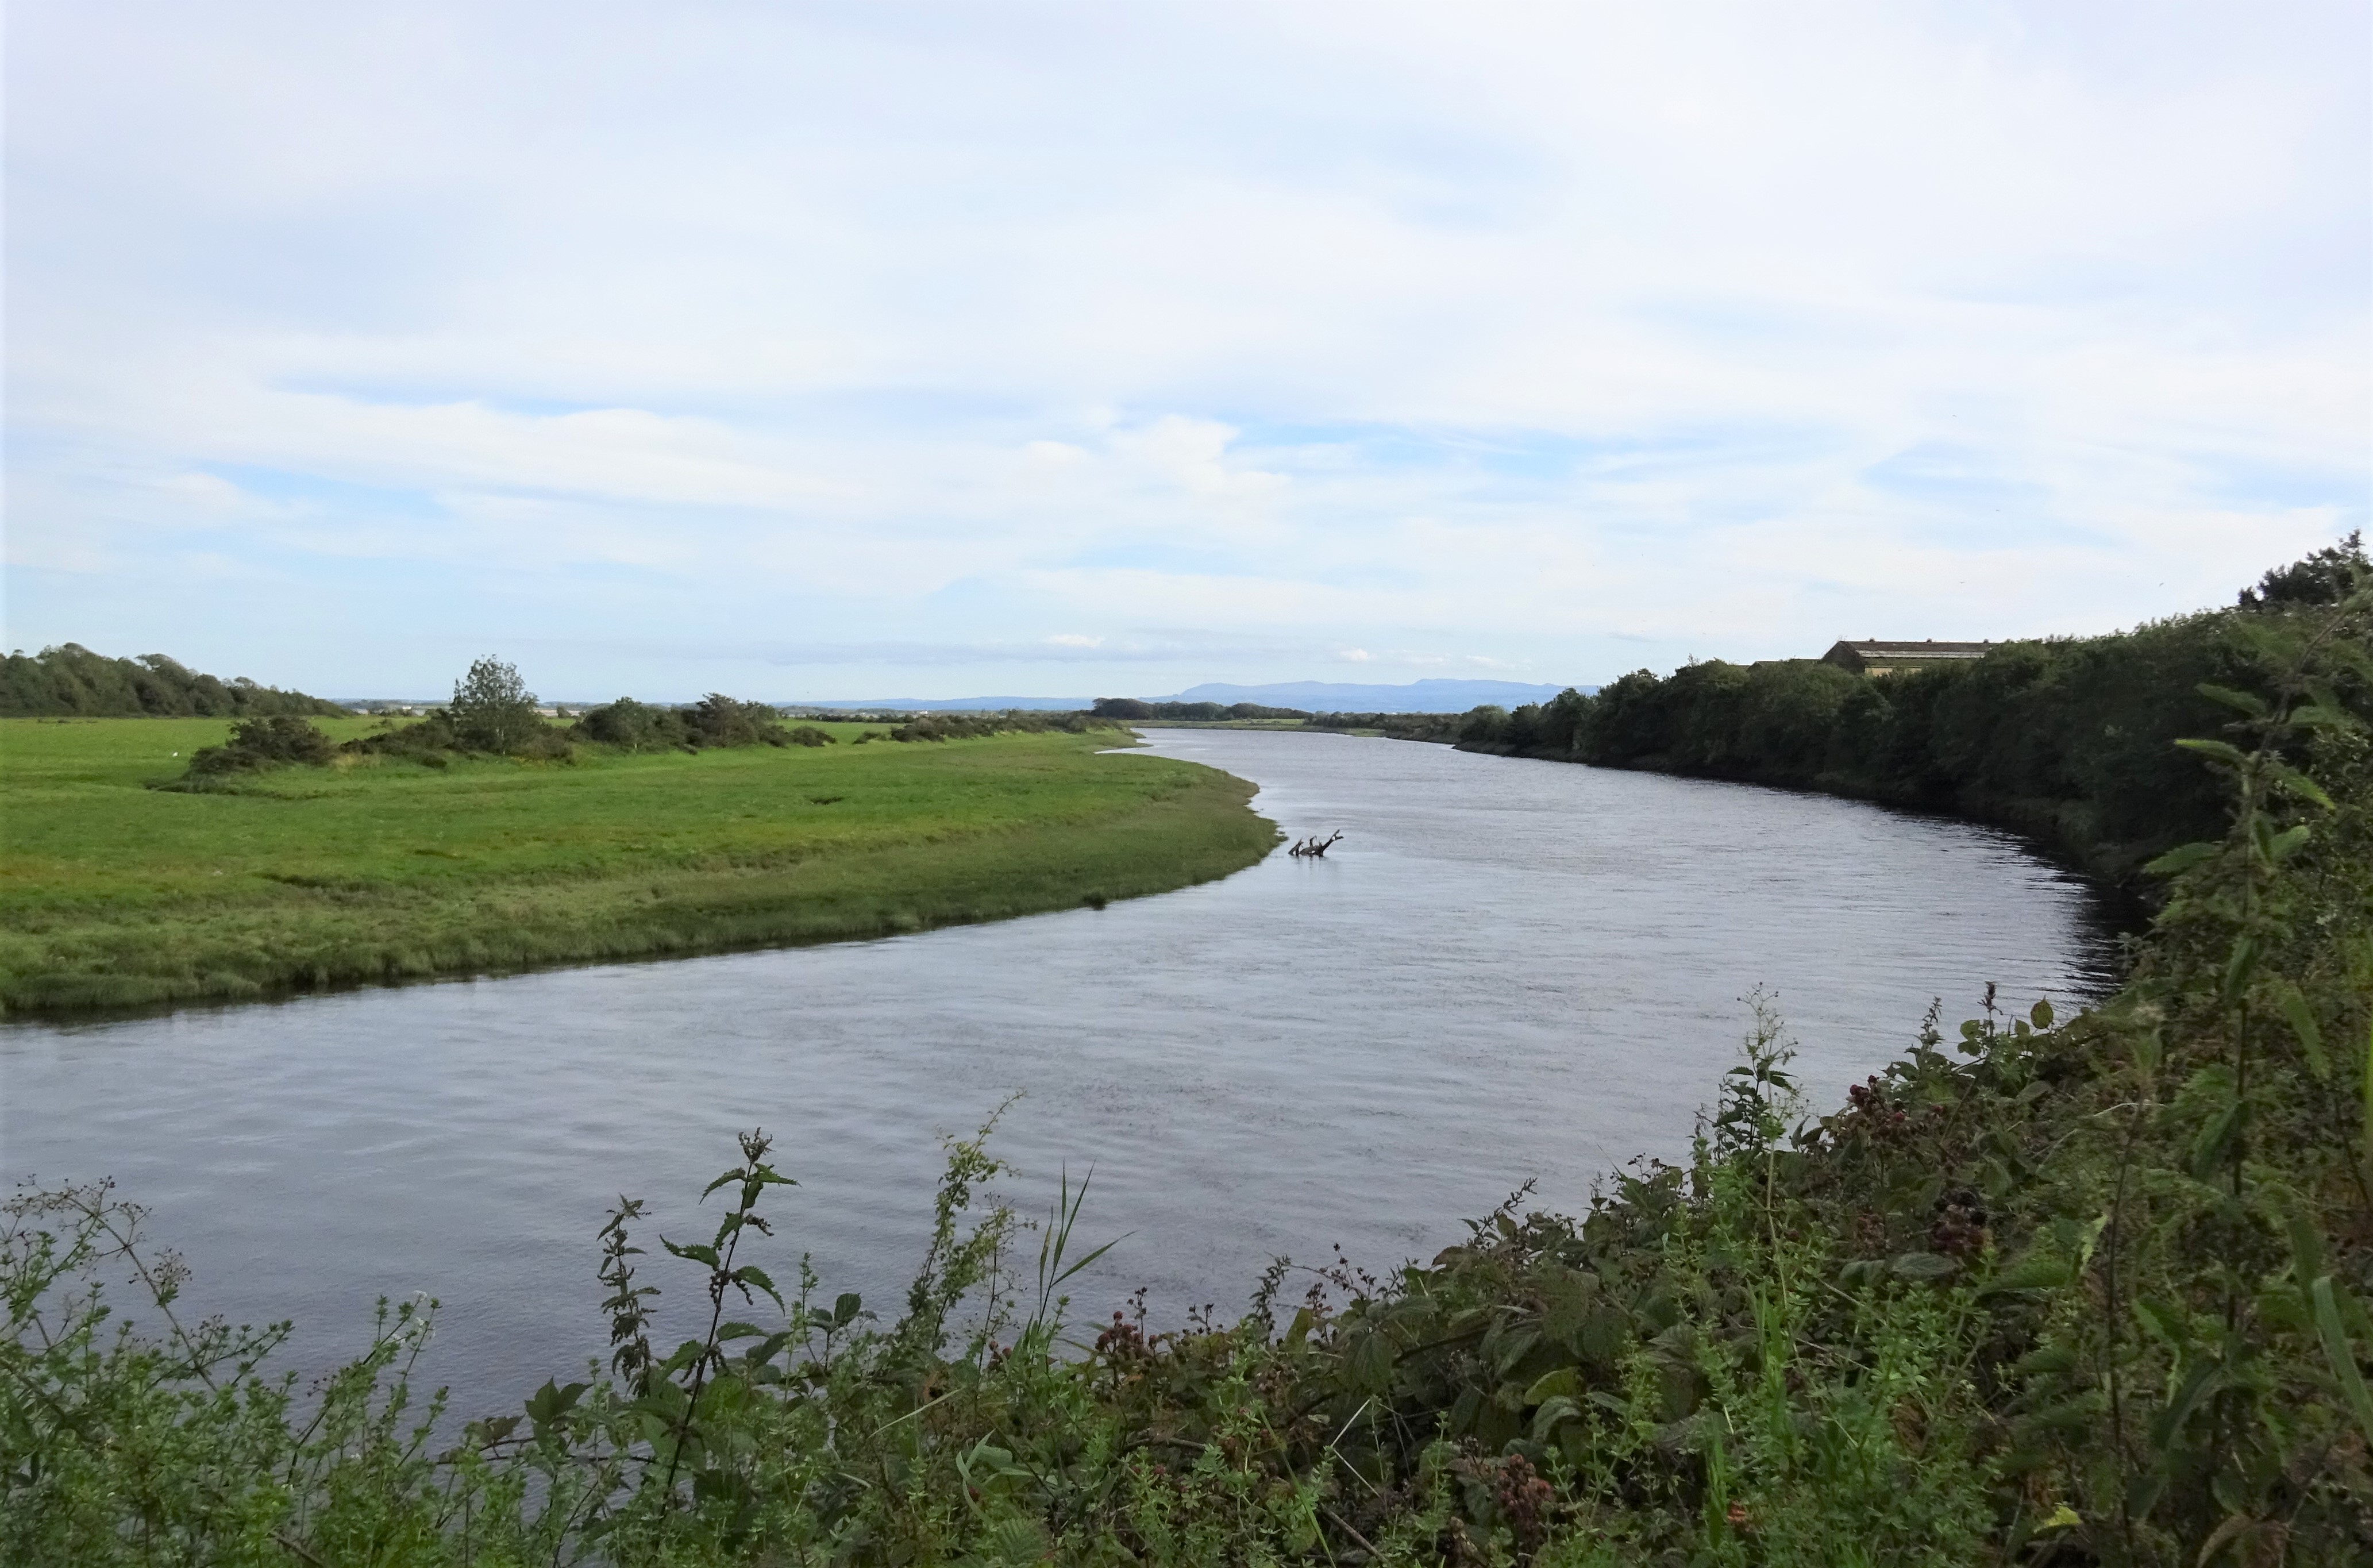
left=1832, top=640, right=1997, bottom=658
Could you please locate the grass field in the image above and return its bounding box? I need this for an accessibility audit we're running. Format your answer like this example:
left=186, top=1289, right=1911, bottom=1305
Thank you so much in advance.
left=0, top=717, right=1278, bottom=1015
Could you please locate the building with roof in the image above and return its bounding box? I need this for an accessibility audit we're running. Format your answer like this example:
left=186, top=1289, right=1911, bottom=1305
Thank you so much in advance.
left=1820, top=639, right=1998, bottom=676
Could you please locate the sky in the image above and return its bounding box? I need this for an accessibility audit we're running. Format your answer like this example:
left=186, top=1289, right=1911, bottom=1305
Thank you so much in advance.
left=5, top=2, right=2368, bottom=701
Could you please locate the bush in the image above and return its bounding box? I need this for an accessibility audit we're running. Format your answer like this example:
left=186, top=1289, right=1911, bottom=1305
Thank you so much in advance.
left=683, top=694, right=791, bottom=748
left=570, top=696, right=671, bottom=750
left=569, top=695, right=800, bottom=752
left=182, top=715, right=337, bottom=776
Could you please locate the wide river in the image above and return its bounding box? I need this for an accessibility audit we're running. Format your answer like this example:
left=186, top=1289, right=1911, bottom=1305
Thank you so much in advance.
left=3, top=729, right=2118, bottom=1413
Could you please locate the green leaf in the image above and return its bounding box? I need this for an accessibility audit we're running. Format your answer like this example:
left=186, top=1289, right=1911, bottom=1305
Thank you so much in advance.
left=661, top=1238, right=721, bottom=1268
left=2196, top=683, right=2269, bottom=718
left=1347, top=1329, right=1396, bottom=1393
left=2221, top=935, right=2260, bottom=1006
left=472, top=1414, right=521, bottom=1447
left=2030, top=998, right=2054, bottom=1029
left=2313, top=1277, right=2373, bottom=1446
left=2279, top=981, right=2329, bottom=1081
left=2149, top=1357, right=2225, bottom=1447
left=1889, top=1252, right=1958, bottom=1282
left=1978, top=1254, right=2074, bottom=1297
left=731, top=1265, right=785, bottom=1310
left=1530, top=1394, right=1583, bottom=1439
left=2174, top=737, right=2249, bottom=765
left=524, top=1379, right=588, bottom=1430
left=1524, top=1366, right=1582, bottom=1405
left=2134, top=1297, right=2190, bottom=1349
left=2288, top=703, right=2356, bottom=729
left=2143, top=842, right=2219, bottom=877
left=2269, top=761, right=2336, bottom=810
left=2280, top=1200, right=2325, bottom=1291
left=2268, top=825, right=2312, bottom=862
left=2190, top=1101, right=2245, bottom=1178
left=834, top=1292, right=864, bottom=1327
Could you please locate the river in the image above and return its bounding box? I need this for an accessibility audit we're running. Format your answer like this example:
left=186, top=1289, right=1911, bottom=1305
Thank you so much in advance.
left=1, top=729, right=2118, bottom=1414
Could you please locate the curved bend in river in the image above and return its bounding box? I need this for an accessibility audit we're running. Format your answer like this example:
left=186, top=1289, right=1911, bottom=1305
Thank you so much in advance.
left=1, top=728, right=2116, bottom=1411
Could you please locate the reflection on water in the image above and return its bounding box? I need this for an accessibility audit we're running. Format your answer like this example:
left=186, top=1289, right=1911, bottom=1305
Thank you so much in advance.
left=1, top=731, right=2117, bottom=1412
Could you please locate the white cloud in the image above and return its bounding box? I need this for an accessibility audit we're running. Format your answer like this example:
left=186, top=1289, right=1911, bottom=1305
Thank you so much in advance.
left=3, top=0, right=2363, bottom=695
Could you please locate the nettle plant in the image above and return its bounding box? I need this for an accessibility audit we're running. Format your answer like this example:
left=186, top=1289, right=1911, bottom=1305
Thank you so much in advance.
left=2066, top=586, right=2373, bottom=1563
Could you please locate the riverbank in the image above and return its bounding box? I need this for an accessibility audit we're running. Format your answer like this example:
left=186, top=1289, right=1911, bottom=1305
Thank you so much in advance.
left=11, top=600, right=2368, bottom=1562
left=0, top=718, right=1278, bottom=1015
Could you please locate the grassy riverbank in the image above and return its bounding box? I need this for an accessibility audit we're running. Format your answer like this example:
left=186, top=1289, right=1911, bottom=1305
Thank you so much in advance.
left=0, top=718, right=1277, bottom=1014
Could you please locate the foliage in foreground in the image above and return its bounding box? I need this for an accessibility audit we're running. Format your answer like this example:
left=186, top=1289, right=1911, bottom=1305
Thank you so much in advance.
left=7, top=592, right=2372, bottom=1565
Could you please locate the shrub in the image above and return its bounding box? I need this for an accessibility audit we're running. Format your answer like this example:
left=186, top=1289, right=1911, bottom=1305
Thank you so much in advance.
left=571, top=696, right=668, bottom=749
left=569, top=695, right=801, bottom=752
left=182, top=715, right=337, bottom=776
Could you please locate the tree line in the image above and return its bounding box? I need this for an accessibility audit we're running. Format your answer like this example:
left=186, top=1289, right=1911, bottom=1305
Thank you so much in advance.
left=1091, top=698, right=1312, bottom=721
left=1, top=642, right=350, bottom=719
left=1440, top=534, right=2372, bottom=883
left=174, top=660, right=1126, bottom=780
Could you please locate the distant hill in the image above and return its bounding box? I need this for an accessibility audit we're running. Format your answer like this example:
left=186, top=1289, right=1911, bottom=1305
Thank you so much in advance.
left=1, top=644, right=351, bottom=719
left=1159, top=679, right=1586, bottom=713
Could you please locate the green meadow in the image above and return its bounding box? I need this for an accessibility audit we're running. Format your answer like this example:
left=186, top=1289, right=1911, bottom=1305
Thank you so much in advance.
left=0, top=717, right=1277, bottom=1014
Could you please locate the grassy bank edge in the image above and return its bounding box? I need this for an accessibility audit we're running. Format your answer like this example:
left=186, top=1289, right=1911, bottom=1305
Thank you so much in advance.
left=1, top=736, right=1281, bottom=1019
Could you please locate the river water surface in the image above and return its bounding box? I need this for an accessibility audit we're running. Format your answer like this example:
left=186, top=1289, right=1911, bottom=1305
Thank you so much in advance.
left=3, top=730, right=2117, bottom=1412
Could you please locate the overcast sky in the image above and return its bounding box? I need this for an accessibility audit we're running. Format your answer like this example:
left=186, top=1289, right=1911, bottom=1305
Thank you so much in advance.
left=6, top=2, right=2367, bottom=700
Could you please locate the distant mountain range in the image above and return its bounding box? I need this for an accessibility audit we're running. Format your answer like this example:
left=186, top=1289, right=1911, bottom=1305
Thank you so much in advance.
left=791, top=679, right=1587, bottom=715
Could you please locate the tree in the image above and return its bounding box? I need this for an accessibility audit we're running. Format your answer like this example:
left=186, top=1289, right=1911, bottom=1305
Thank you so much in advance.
left=2239, top=530, right=2369, bottom=611
left=448, top=657, right=541, bottom=752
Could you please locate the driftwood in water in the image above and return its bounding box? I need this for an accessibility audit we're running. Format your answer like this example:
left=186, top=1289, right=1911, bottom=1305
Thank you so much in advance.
left=1288, top=830, right=1344, bottom=858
